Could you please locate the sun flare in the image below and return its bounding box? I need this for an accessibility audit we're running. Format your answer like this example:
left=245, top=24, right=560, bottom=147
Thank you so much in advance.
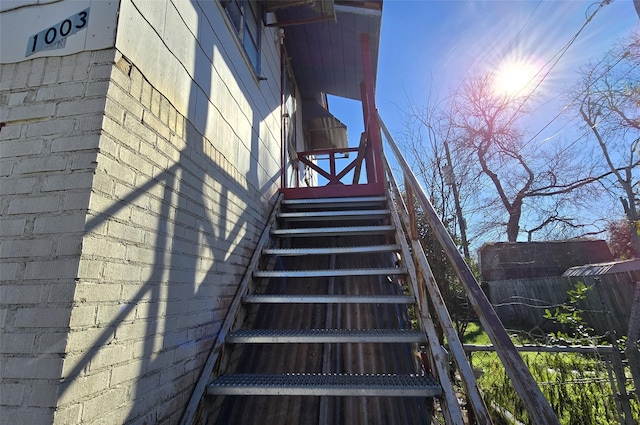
left=493, top=58, right=540, bottom=97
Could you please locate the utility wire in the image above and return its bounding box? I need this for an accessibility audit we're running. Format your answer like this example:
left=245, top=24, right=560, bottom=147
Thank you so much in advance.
left=505, top=0, right=614, bottom=128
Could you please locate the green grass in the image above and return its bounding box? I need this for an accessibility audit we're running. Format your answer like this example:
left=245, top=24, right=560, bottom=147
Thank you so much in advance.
left=459, top=322, right=639, bottom=424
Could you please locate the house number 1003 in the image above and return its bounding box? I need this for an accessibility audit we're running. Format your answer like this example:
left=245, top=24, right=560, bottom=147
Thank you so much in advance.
left=26, top=8, right=90, bottom=57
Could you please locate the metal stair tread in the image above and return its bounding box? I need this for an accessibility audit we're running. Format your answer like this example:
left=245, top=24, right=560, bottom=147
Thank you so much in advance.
left=263, top=245, right=400, bottom=256
left=277, top=209, right=390, bottom=220
left=207, top=373, right=442, bottom=397
left=242, top=294, right=415, bottom=304
left=227, top=328, right=426, bottom=343
left=282, top=196, right=387, bottom=209
left=271, top=225, right=395, bottom=236
left=253, top=267, right=407, bottom=278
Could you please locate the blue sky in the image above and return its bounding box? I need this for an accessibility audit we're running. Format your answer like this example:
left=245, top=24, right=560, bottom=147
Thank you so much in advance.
left=332, top=0, right=638, bottom=140
left=374, top=0, right=639, bottom=136
left=328, top=0, right=638, bottom=244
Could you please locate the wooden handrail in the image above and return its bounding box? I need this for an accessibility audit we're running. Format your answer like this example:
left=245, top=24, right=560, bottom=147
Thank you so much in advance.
left=378, top=113, right=561, bottom=425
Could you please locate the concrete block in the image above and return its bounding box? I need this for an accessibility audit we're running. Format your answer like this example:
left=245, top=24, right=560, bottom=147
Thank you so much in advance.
left=57, top=369, right=111, bottom=406
left=63, top=191, right=91, bottom=210
left=51, top=133, right=100, bottom=153
left=0, top=63, right=17, bottom=91
left=0, top=123, right=23, bottom=140
left=7, top=195, right=61, bottom=214
left=12, top=61, right=30, bottom=89
left=130, top=67, right=143, bottom=100
left=68, top=306, right=97, bottom=327
left=27, top=58, right=46, bottom=87
left=86, top=80, right=110, bottom=97
left=140, top=79, right=152, bottom=110
left=150, top=88, right=161, bottom=117
left=8, top=103, right=55, bottom=122
left=0, top=407, right=54, bottom=425
left=42, top=57, right=60, bottom=85
left=35, top=332, right=68, bottom=354
left=144, top=349, right=176, bottom=374
left=81, top=237, right=126, bottom=259
left=92, top=49, right=117, bottom=64
left=0, top=238, right=53, bottom=258
left=104, top=98, right=126, bottom=124
left=159, top=96, right=170, bottom=125
left=25, top=119, right=75, bottom=137
left=70, top=152, right=98, bottom=171
left=15, top=307, right=71, bottom=328
left=33, top=213, right=87, bottom=234
left=24, top=259, right=79, bottom=280
left=0, top=158, right=14, bottom=176
left=0, top=139, right=44, bottom=157
left=142, top=109, right=171, bottom=140
left=0, top=383, right=25, bottom=406
left=109, top=359, right=140, bottom=386
left=75, top=253, right=104, bottom=277
left=90, top=344, right=133, bottom=371
left=107, top=84, right=143, bottom=120
left=57, top=98, right=107, bottom=117
left=119, top=146, right=153, bottom=177
left=96, top=303, right=133, bottom=327
left=0, top=262, right=19, bottom=281
left=41, top=171, right=94, bottom=192
left=17, top=156, right=67, bottom=174
left=36, top=82, right=86, bottom=102
left=125, top=245, right=156, bottom=265
left=73, top=284, right=122, bottom=304
left=111, top=62, right=132, bottom=92
left=2, top=356, right=63, bottom=380
left=28, top=382, right=58, bottom=407
left=124, top=114, right=157, bottom=143
left=117, top=321, right=153, bottom=348
left=55, top=236, right=83, bottom=257
left=7, top=90, right=37, bottom=106
left=0, top=333, right=35, bottom=354
left=0, top=218, right=26, bottom=236
left=102, top=262, right=141, bottom=282
left=52, top=403, right=82, bottom=425
left=58, top=55, right=78, bottom=83
left=64, top=327, right=113, bottom=353
left=75, top=114, right=105, bottom=132
left=89, top=63, right=115, bottom=81
left=72, top=51, right=92, bottom=81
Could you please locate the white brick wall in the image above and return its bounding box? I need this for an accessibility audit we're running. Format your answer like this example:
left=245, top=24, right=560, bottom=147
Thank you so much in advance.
left=0, top=49, right=112, bottom=425
left=3, top=2, right=283, bottom=424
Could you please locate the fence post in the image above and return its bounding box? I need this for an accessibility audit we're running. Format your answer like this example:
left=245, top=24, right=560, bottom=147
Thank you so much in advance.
left=626, top=282, right=640, bottom=402
left=595, top=278, right=635, bottom=425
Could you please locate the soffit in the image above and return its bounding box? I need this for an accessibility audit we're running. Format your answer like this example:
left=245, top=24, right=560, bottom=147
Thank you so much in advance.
left=276, top=1, right=383, bottom=101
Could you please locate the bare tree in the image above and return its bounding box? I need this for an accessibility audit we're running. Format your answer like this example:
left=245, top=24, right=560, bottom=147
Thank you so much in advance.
left=446, top=74, right=601, bottom=242
left=399, top=95, right=475, bottom=259
left=574, top=29, right=640, bottom=255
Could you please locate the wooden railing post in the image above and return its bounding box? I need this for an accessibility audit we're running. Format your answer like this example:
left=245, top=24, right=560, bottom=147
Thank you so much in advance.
left=406, top=179, right=419, bottom=241
left=360, top=33, right=384, bottom=189
left=379, top=114, right=561, bottom=425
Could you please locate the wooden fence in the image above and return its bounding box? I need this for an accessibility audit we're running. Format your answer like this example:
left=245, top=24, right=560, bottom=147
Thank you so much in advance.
left=487, top=271, right=640, bottom=336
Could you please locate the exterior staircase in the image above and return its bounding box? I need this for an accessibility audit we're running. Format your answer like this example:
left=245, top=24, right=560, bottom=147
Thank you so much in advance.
left=202, top=195, right=444, bottom=424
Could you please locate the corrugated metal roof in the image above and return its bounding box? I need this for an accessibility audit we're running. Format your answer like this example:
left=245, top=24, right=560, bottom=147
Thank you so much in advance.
left=562, top=258, right=640, bottom=277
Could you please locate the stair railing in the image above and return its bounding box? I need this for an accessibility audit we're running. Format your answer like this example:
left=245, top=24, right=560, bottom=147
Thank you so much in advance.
left=378, top=113, right=561, bottom=425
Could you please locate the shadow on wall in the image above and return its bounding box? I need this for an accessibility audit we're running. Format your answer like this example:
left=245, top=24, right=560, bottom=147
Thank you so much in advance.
left=56, top=1, right=280, bottom=423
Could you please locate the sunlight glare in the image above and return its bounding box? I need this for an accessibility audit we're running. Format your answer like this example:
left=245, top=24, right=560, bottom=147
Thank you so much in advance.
left=493, top=58, right=540, bottom=98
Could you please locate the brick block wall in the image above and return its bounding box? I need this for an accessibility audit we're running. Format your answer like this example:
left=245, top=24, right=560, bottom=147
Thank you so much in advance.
left=53, top=46, right=279, bottom=423
left=0, top=50, right=110, bottom=425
